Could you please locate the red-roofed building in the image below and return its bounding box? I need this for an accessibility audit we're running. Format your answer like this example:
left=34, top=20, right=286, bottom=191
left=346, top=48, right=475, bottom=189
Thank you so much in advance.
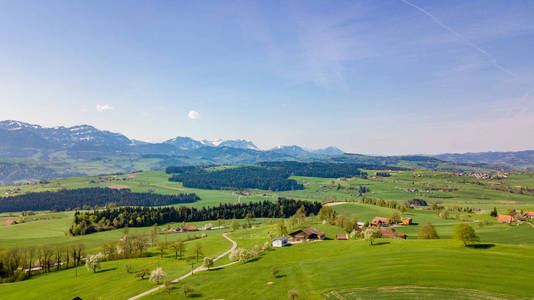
left=180, top=225, right=198, bottom=232
left=336, top=234, right=348, bottom=240
left=371, top=217, right=389, bottom=226
left=523, top=212, right=534, bottom=219
left=497, top=214, right=513, bottom=224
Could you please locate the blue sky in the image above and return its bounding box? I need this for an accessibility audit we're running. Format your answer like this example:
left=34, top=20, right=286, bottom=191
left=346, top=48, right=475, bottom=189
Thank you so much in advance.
left=1, top=0, right=534, bottom=154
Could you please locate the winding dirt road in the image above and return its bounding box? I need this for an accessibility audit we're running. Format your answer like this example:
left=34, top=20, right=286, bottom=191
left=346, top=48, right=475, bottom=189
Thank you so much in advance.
left=128, top=233, right=237, bottom=300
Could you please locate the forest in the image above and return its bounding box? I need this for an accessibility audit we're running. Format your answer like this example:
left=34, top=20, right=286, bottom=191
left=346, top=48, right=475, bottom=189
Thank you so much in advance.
left=70, top=198, right=322, bottom=235
left=257, top=161, right=369, bottom=178
left=168, top=166, right=303, bottom=191
left=167, top=162, right=370, bottom=191
left=0, top=188, right=199, bottom=213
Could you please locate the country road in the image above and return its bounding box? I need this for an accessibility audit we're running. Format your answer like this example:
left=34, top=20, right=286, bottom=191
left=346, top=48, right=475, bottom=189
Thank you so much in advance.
left=128, top=233, right=237, bottom=300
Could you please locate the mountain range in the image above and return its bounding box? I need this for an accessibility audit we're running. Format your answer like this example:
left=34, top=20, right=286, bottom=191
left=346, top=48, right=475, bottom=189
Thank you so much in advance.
left=0, top=120, right=343, bottom=161
left=1, top=120, right=533, bottom=184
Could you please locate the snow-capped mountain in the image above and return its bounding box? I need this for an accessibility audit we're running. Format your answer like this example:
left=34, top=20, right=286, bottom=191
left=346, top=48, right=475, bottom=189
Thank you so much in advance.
left=200, top=139, right=224, bottom=147
left=0, top=120, right=344, bottom=162
left=164, top=137, right=205, bottom=150
left=218, top=139, right=259, bottom=150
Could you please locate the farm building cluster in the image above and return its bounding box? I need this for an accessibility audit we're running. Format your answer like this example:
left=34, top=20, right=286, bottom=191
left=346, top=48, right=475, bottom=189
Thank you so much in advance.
left=497, top=211, right=534, bottom=224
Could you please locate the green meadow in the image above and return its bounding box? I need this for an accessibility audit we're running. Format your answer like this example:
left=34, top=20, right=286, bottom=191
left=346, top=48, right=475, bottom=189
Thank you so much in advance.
left=1, top=167, right=534, bottom=299
left=146, top=223, right=534, bottom=300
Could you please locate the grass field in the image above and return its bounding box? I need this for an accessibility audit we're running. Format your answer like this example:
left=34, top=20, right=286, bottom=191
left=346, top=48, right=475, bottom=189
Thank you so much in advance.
left=145, top=223, right=534, bottom=300
left=3, top=169, right=534, bottom=211
left=2, top=167, right=534, bottom=299
left=0, top=233, right=233, bottom=300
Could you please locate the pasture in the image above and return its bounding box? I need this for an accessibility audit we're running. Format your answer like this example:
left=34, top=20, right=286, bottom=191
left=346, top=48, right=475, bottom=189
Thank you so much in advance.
left=146, top=225, right=534, bottom=299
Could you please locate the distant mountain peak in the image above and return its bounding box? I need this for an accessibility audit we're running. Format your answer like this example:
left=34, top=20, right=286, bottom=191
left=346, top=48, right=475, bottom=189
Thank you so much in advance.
left=201, top=139, right=224, bottom=147
left=218, top=139, right=258, bottom=150
left=0, top=120, right=42, bottom=131
left=312, top=146, right=344, bottom=156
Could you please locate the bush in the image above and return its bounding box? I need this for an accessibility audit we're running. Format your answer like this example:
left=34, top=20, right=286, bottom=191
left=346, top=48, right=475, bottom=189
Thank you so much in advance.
left=417, top=222, right=439, bottom=239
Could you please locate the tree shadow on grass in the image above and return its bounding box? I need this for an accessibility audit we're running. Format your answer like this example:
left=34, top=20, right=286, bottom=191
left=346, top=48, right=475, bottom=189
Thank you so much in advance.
left=246, top=255, right=264, bottom=264
left=467, top=243, right=495, bottom=249
left=371, top=242, right=390, bottom=246
left=97, top=267, right=117, bottom=273
left=275, top=274, right=287, bottom=278
left=187, top=293, right=202, bottom=298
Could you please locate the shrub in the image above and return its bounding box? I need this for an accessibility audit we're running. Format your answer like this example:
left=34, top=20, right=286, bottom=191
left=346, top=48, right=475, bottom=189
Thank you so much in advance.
left=417, top=222, right=439, bottom=239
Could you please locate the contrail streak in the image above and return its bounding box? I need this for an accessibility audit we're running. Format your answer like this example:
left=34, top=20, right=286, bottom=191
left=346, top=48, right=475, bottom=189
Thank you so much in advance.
left=400, top=0, right=517, bottom=78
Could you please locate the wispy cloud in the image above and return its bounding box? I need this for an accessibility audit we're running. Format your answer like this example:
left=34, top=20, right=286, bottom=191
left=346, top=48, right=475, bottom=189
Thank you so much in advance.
left=188, top=110, right=200, bottom=119
left=400, top=0, right=517, bottom=78
left=96, top=104, right=113, bottom=112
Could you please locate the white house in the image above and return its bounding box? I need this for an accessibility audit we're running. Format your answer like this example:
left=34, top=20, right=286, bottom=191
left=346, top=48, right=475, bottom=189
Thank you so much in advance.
left=272, top=236, right=289, bottom=247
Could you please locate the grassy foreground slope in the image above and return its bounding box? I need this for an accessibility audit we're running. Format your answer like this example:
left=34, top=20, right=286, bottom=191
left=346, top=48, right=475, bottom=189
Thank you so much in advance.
left=0, top=233, right=232, bottom=300
left=149, top=230, right=534, bottom=300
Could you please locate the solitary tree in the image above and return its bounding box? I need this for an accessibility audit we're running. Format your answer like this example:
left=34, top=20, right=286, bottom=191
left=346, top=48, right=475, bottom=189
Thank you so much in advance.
left=156, top=242, right=167, bottom=258
left=193, top=242, right=203, bottom=263
left=169, top=241, right=185, bottom=260
left=288, top=289, right=299, bottom=300
left=364, top=228, right=382, bottom=245
left=149, top=267, right=167, bottom=284
left=135, top=268, right=149, bottom=279
left=293, top=205, right=306, bottom=225
left=85, top=252, right=104, bottom=273
left=275, top=220, right=288, bottom=237
left=203, top=257, right=214, bottom=270
left=150, top=224, right=159, bottom=246
left=230, top=219, right=240, bottom=231
left=272, top=266, right=280, bottom=278
left=182, top=284, right=194, bottom=297
left=453, top=223, right=479, bottom=246
left=417, top=222, right=439, bottom=239
left=490, top=207, right=498, bottom=217
left=390, top=211, right=401, bottom=224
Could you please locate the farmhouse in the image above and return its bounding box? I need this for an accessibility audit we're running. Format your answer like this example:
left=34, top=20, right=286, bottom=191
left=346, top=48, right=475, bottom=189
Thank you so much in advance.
left=497, top=214, right=513, bottom=224
left=523, top=212, right=534, bottom=219
left=4, top=219, right=16, bottom=226
left=180, top=225, right=198, bottom=232
left=272, top=236, right=289, bottom=247
left=401, top=217, right=412, bottom=225
left=289, top=226, right=325, bottom=242
left=379, top=227, right=407, bottom=240
left=371, top=217, right=389, bottom=226
left=336, top=234, right=348, bottom=240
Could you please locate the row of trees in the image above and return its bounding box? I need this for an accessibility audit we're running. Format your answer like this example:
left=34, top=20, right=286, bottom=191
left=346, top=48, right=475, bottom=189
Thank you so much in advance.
left=70, top=198, right=323, bottom=235
left=0, top=243, right=85, bottom=283
left=0, top=188, right=200, bottom=213
left=360, top=196, right=408, bottom=212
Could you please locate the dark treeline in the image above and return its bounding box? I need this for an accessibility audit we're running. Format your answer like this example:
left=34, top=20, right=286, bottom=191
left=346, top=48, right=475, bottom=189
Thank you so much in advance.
left=169, top=166, right=303, bottom=191
left=70, top=198, right=322, bottom=235
left=167, top=162, right=371, bottom=191
left=0, top=188, right=200, bottom=213
left=257, top=161, right=369, bottom=178
left=375, top=172, right=391, bottom=177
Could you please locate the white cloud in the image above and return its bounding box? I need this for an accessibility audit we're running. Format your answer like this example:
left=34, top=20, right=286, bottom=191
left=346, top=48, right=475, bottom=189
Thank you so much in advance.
left=188, top=110, right=200, bottom=119
left=96, top=104, right=113, bottom=112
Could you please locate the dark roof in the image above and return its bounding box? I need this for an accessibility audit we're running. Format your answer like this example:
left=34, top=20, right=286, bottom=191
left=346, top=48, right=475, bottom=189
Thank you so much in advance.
left=290, top=226, right=325, bottom=237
